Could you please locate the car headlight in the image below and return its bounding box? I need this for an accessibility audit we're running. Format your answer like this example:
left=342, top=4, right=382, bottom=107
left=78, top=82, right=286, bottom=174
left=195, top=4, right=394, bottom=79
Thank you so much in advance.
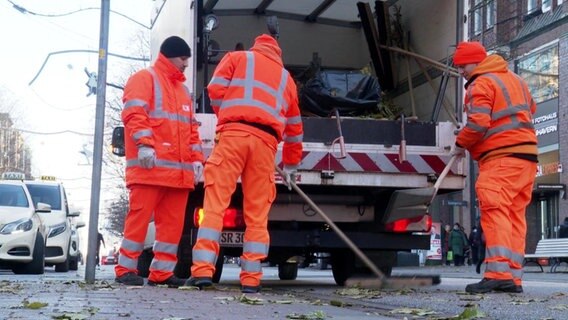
left=48, top=222, right=67, bottom=238
left=0, top=218, right=34, bottom=235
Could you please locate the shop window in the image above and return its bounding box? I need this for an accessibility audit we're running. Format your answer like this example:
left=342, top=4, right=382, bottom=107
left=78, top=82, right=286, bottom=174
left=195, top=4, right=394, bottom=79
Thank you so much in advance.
left=517, top=45, right=559, bottom=103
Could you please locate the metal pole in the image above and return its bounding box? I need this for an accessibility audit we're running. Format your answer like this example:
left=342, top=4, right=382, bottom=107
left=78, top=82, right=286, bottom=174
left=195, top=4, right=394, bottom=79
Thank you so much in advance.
left=85, top=0, right=110, bottom=284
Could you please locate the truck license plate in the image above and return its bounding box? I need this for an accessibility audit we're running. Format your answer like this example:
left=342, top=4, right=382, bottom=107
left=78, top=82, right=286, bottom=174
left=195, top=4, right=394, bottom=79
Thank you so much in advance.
left=220, top=231, right=244, bottom=247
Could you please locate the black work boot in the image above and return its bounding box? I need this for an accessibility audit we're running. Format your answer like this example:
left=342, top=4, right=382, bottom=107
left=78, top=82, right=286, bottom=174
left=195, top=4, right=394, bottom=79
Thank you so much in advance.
left=148, top=275, right=187, bottom=288
left=465, top=278, right=516, bottom=293
left=241, top=285, right=261, bottom=294
left=500, top=285, right=523, bottom=293
left=183, top=277, right=213, bottom=289
left=115, top=272, right=144, bottom=286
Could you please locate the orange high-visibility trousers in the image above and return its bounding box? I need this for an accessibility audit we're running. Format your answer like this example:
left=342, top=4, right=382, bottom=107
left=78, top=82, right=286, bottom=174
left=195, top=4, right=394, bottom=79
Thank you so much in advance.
left=191, top=130, right=276, bottom=287
left=476, top=157, right=536, bottom=286
left=115, top=185, right=189, bottom=282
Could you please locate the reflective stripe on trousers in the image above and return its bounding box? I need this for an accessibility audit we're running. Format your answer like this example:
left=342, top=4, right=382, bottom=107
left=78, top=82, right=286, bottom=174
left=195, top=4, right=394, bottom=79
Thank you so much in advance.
left=191, top=130, right=276, bottom=287
left=115, top=185, right=189, bottom=282
left=476, top=157, right=536, bottom=285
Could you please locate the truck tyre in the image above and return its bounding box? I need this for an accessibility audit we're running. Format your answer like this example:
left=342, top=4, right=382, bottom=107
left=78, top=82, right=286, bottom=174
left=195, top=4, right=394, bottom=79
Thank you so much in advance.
left=213, top=250, right=224, bottom=283
left=14, top=233, right=45, bottom=275
left=278, top=262, right=298, bottom=280
left=137, top=249, right=153, bottom=278
left=331, top=250, right=355, bottom=286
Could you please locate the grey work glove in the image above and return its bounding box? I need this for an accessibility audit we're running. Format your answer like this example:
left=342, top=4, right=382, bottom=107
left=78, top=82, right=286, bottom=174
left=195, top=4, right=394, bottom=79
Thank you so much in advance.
left=192, top=161, right=203, bottom=185
left=450, top=145, right=466, bottom=159
left=138, top=146, right=156, bottom=169
left=282, top=165, right=297, bottom=191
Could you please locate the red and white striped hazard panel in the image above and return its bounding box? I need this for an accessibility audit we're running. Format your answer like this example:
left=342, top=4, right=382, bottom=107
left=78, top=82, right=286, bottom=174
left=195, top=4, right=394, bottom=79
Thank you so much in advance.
left=277, top=151, right=454, bottom=174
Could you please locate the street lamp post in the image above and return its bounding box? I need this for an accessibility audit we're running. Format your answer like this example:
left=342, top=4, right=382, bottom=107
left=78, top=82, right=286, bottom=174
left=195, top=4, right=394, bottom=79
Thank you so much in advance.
left=85, top=0, right=109, bottom=284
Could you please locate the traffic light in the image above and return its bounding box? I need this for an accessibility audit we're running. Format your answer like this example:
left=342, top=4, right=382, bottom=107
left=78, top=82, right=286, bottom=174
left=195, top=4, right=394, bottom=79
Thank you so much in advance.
left=84, top=67, right=97, bottom=96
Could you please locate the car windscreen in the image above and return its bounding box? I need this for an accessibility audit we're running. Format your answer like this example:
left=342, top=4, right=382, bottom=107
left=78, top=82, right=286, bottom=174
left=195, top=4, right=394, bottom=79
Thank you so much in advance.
left=0, top=184, right=30, bottom=208
left=25, top=184, right=62, bottom=210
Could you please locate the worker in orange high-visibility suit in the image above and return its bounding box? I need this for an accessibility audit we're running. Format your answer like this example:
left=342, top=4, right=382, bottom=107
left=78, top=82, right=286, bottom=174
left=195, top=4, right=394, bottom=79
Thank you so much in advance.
left=115, top=36, right=204, bottom=288
left=450, top=41, right=537, bottom=294
left=184, top=34, right=303, bottom=293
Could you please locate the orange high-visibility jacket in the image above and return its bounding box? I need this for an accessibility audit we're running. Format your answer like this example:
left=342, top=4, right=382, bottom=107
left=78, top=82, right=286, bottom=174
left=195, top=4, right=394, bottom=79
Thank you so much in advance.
left=122, top=53, right=204, bottom=188
left=207, top=34, right=303, bottom=167
left=456, top=55, right=537, bottom=161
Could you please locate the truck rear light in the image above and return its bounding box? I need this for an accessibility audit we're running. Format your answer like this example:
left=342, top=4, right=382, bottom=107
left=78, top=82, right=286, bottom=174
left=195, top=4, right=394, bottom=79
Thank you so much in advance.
left=193, top=207, right=245, bottom=229
left=385, top=215, right=432, bottom=233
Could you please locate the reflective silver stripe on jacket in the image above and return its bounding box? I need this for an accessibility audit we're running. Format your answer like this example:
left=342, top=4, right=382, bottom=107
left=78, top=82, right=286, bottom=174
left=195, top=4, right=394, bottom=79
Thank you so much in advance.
left=470, top=73, right=535, bottom=139
left=218, top=52, right=289, bottom=122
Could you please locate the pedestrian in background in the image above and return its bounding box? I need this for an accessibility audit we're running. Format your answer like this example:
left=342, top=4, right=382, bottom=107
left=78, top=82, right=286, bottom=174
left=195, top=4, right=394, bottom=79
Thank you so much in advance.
left=442, top=224, right=452, bottom=266
left=185, top=34, right=303, bottom=293
left=469, top=226, right=481, bottom=265
left=96, top=231, right=105, bottom=267
left=451, top=41, right=537, bottom=293
left=449, top=223, right=468, bottom=266
left=115, top=36, right=204, bottom=288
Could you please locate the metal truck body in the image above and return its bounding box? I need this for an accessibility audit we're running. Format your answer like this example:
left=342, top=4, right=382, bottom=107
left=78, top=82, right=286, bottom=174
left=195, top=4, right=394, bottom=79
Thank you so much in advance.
left=144, top=0, right=467, bottom=284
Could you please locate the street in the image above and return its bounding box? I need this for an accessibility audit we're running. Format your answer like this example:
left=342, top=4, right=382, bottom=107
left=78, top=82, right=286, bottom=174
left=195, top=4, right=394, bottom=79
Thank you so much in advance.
left=1, top=263, right=567, bottom=319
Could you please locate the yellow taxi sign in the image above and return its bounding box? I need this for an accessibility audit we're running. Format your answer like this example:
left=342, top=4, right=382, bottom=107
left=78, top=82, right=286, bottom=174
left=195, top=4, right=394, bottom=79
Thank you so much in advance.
left=1, top=172, right=26, bottom=180
left=40, top=175, right=57, bottom=181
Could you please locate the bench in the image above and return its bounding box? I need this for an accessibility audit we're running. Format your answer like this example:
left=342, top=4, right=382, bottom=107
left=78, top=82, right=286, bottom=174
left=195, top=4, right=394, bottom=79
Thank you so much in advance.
left=523, top=238, right=568, bottom=272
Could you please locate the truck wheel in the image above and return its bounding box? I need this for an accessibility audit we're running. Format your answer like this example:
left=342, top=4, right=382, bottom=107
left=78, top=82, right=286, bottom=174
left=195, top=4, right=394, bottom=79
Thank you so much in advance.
left=14, top=233, right=45, bottom=275
left=331, top=250, right=355, bottom=286
left=213, top=251, right=224, bottom=283
left=278, top=262, right=298, bottom=280
left=137, top=249, right=153, bottom=278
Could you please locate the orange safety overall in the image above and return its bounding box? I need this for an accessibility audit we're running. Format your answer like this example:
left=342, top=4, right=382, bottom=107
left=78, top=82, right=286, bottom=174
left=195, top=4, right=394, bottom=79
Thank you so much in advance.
left=457, top=55, right=538, bottom=286
left=190, top=34, right=303, bottom=287
left=115, top=53, right=203, bottom=283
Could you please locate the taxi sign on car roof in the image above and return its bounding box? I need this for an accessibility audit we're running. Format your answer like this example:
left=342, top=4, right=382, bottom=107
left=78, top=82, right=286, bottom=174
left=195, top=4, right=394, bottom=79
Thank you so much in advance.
left=40, top=175, right=57, bottom=181
left=1, top=172, right=25, bottom=180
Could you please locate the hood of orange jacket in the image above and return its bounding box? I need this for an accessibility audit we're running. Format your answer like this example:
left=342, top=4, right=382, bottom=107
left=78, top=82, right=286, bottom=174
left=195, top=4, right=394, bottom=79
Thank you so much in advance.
left=154, top=53, right=187, bottom=83
left=465, top=55, right=508, bottom=88
left=250, top=34, right=283, bottom=66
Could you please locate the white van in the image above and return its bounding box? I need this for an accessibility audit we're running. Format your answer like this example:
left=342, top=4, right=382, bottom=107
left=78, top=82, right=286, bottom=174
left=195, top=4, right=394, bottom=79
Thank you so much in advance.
left=25, top=177, right=80, bottom=272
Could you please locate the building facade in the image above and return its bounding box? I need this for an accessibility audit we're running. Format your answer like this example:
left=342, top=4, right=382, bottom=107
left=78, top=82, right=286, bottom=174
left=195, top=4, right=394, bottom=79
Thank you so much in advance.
left=467, top=0, right=567, bottom=251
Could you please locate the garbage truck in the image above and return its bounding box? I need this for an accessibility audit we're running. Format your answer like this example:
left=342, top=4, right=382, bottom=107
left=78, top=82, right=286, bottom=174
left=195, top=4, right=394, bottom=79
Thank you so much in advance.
left=114, top=0, right=468, bottom=285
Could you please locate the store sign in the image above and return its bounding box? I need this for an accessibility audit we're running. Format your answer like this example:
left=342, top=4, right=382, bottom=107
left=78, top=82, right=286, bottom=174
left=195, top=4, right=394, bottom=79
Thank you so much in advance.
left=532, top=99, right=559, bottom=148
left=536, top=162, right=562, bottom=177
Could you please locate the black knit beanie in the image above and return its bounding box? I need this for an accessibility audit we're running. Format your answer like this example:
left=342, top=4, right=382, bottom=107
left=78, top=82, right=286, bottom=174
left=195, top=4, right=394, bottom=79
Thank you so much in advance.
left=160, top=36, right=191, bottom=58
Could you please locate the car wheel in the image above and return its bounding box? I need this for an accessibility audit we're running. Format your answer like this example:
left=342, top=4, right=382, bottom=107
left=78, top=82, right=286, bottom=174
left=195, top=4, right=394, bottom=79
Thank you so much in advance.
left=55, top=244, right=70, bottom=272
left=278, top=262, right=298, bottom=280
left=14, top=233, right=45, bottom=275
left=137, top=249, right=153, bottom=278
left=69, top=256, right=78, bottom=271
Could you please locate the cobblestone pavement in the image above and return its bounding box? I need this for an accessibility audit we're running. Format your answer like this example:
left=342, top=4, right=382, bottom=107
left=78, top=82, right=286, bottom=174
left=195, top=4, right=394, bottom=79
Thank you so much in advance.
left=1, top=263, right=567, bottom=319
